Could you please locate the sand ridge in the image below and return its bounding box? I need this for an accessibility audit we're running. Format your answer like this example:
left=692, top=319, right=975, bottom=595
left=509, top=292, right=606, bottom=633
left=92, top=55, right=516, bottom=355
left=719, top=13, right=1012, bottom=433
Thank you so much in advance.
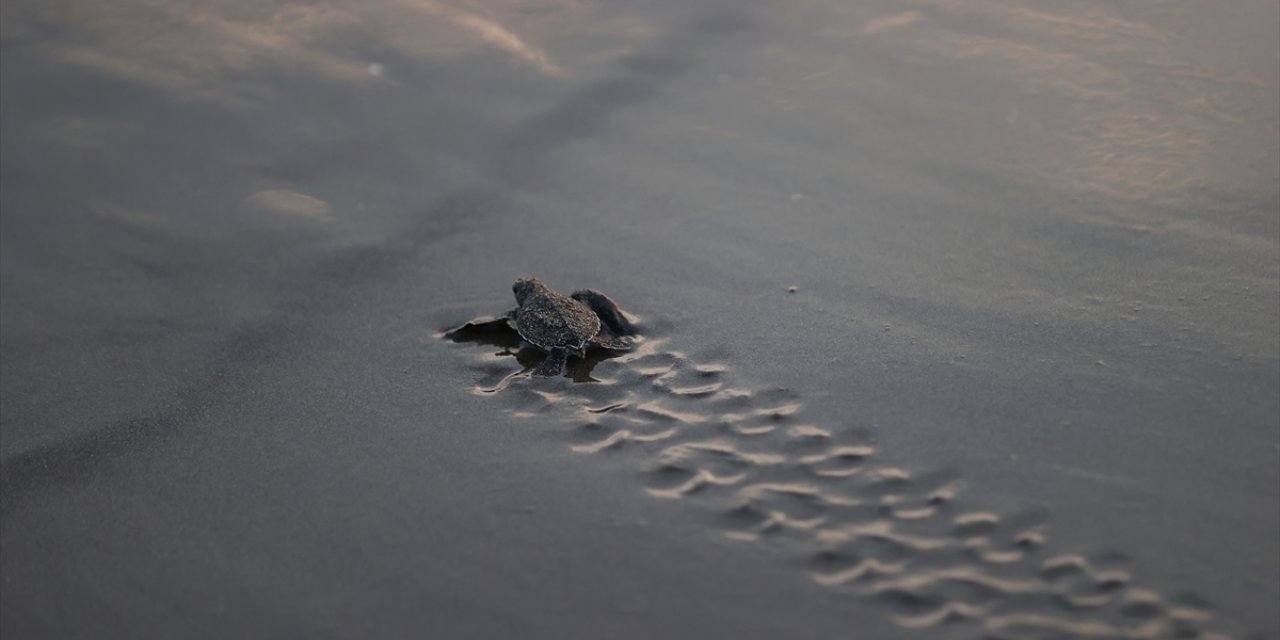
left=443, top=318, right=1235, bottom=640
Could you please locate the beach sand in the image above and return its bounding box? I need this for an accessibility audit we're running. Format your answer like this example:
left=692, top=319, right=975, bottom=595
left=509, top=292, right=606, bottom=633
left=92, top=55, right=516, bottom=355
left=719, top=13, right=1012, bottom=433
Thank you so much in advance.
left=2, top=0, right=1277, bottom=638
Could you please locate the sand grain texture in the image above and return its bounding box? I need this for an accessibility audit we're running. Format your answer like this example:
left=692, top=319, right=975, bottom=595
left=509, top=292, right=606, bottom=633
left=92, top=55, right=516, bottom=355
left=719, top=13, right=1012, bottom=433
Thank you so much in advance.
left=2, top=0, right=1277, bottom=638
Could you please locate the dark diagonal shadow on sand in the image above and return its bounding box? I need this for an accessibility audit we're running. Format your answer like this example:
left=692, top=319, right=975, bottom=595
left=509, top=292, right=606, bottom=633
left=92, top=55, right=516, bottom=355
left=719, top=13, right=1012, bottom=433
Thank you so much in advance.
left=491, top=10, right=756, bottom=188
left=442, top=318, right=1240, bottom=640
left=1, top=6, right=757, bottom=513
left=0, top=315, right=300, bottom=517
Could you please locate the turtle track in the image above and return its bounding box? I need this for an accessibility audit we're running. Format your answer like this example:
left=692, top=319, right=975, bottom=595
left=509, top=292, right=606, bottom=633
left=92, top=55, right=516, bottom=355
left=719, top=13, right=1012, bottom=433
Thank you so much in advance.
left=448, top=333, right=1236, bottom=640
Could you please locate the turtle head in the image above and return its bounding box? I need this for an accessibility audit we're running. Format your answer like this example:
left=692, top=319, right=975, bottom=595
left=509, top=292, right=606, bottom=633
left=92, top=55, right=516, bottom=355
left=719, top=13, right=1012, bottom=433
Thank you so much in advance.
left=512, top=277, right=546, bottom=305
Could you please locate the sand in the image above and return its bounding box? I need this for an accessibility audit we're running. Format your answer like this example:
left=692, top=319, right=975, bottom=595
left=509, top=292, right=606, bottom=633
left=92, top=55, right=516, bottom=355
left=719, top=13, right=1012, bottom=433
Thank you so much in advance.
left=2, top=0, right=1277, bottom=638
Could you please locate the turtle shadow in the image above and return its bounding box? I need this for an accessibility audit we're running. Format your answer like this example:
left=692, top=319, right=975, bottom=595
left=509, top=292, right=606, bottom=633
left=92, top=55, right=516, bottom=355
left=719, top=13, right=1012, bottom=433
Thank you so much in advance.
left=443, top=316, right=628, bottom=382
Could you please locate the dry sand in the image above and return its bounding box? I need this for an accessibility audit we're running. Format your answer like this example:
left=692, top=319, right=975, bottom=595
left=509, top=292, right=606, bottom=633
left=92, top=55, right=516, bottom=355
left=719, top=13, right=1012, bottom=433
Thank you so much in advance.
left=2, top=0, right=1277, bottom=638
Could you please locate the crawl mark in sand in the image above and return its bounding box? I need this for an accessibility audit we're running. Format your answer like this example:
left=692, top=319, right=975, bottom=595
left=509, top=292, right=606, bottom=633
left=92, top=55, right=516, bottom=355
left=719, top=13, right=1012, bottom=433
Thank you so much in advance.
left=442, top=318, right=1235, bottom=639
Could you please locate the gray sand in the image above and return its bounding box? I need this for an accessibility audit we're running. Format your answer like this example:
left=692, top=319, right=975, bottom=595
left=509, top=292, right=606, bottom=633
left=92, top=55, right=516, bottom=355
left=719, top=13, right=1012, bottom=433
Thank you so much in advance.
left=2, top=1, right=1277, bottom=639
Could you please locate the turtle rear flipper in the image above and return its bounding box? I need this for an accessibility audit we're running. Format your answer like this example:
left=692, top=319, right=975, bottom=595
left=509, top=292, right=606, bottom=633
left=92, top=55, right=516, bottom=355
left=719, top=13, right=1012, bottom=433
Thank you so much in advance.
left=571, top=289, right=637, bottom=337
left=532, top=349, right=570, bottom=377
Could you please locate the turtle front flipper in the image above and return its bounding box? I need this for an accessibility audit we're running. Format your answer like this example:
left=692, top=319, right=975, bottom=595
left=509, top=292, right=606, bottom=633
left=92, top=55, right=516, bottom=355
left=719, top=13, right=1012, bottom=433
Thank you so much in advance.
left=532, top=348, right=570, bottom=377
left=571, top=289, right=637, bottom=337
left=589, top=336, right=633, bottom=351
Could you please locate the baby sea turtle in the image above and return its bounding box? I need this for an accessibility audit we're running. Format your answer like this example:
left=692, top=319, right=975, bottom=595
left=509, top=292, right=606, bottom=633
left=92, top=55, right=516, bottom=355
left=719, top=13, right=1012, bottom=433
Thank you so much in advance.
left=509, top=276, right=637, bottom=377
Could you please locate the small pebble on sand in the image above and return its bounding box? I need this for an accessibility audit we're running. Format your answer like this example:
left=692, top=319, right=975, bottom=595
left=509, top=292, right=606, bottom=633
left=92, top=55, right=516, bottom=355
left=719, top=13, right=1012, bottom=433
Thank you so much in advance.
left=787, top=286, right=798, bottom=293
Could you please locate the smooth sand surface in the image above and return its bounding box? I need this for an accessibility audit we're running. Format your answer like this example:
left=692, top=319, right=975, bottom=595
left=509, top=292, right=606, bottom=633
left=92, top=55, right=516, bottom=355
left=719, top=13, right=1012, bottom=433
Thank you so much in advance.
left=2, top=1, right=1277, bottom=638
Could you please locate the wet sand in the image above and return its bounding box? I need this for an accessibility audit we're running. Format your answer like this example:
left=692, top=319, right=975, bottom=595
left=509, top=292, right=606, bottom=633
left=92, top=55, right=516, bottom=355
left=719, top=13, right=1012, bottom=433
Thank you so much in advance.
left=2, top=1, right=1278, bottom=638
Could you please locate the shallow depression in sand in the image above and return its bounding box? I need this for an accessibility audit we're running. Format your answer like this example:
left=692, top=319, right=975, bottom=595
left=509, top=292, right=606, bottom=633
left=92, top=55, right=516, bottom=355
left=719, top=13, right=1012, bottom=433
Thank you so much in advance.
left=441, top=317, right=1233, bottom=639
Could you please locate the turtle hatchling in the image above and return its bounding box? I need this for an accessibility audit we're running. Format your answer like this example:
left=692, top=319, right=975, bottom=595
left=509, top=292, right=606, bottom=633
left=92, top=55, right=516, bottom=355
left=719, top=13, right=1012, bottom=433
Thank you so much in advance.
left=508, top=276, right=638, bottom=377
